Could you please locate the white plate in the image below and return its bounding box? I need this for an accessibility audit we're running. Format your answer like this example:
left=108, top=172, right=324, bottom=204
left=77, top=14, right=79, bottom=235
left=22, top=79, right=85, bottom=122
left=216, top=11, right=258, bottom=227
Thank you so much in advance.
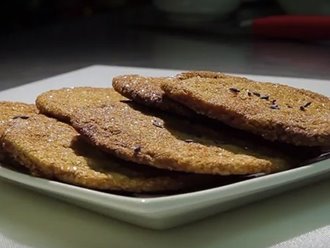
left=0, top=65, right=329, bottom=230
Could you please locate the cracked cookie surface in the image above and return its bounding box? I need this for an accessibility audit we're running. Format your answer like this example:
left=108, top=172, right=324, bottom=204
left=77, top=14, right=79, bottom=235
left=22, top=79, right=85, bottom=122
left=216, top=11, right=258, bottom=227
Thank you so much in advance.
left=161, top=71, right=330, bottom=146
left=0, top=102, right=37, bottom=161
left=71, top=101, right=291, bottom=175
left=113, top=75, right=196, bottom=117
left=36, top=87, right=126, bottom=122
left=1, top=114, right=207, bottom=192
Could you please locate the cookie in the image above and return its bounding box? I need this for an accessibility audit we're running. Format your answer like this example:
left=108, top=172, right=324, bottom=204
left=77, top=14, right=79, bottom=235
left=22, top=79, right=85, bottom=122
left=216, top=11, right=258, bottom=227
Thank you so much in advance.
left=71, top=101, right=291, bottom=175
left=162, top=71, right=330, bottom=146
left=112, top=75, right=196, bottom=117
left=36, top=87, right=126, bottom=122
left=1, top=114, right=207, bottom=192
left=0, top=102, right=37, bottom=161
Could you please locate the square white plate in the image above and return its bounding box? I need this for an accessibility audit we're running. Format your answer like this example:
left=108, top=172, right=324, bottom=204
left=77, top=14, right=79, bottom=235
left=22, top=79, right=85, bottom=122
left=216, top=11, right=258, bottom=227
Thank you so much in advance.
left=0, top=65, right=329, bottom=230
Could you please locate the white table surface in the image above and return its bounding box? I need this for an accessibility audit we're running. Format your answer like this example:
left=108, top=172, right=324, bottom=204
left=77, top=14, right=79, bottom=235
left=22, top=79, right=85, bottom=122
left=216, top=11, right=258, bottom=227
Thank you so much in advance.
left=0, top=65, right=329, bottom=248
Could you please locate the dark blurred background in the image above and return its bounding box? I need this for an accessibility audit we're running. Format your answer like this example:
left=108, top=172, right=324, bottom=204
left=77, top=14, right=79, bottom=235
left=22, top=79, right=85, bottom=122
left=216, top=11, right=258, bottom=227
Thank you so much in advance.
left=0, top=0, right=284, bottom=35
left=0, top=0, right=329, bottom=90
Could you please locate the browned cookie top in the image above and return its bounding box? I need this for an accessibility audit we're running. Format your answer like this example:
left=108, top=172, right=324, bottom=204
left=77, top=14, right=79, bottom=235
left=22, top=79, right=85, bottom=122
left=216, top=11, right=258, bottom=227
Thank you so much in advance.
left=177, top=71, right=226, bottom=80
left=36, top=87, right=126, bottom=122
left=71, top=101, right=291, bottom=175
left=112, top=75, right=196, bottom=117
left=0, top=101, right=37, bottom=132
left=1, top=114, right=208, bottom=192
left=0, top=102, right=37, bottom=161
left=162, top=71, right=330, bottom=147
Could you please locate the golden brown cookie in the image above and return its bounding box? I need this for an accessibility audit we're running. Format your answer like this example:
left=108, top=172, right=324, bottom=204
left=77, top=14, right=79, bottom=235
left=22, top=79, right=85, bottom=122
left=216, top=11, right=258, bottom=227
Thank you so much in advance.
left=177, top=71, right=226, bottom=80
left=71, top=101, right=292, bottom=175
left=1, top=114, right=208, bottom=192
left=112, top=75, right=196, bottom=117
left=161, top=71, right=330, bottom=147
left=36, top=87, right=126, bottom=122
left=0, top=102, right=37, bottom=161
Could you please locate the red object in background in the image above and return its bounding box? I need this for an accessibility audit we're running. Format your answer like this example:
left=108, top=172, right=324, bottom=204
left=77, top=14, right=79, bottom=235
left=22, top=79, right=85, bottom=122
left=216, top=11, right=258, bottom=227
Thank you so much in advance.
left=251, top=16, right=330, bottom=40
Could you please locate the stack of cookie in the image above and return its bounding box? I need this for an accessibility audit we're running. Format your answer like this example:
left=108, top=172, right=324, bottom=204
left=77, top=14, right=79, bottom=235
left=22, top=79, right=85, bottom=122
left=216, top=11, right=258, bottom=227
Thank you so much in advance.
left=0, top=71, right=329, bottom=195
